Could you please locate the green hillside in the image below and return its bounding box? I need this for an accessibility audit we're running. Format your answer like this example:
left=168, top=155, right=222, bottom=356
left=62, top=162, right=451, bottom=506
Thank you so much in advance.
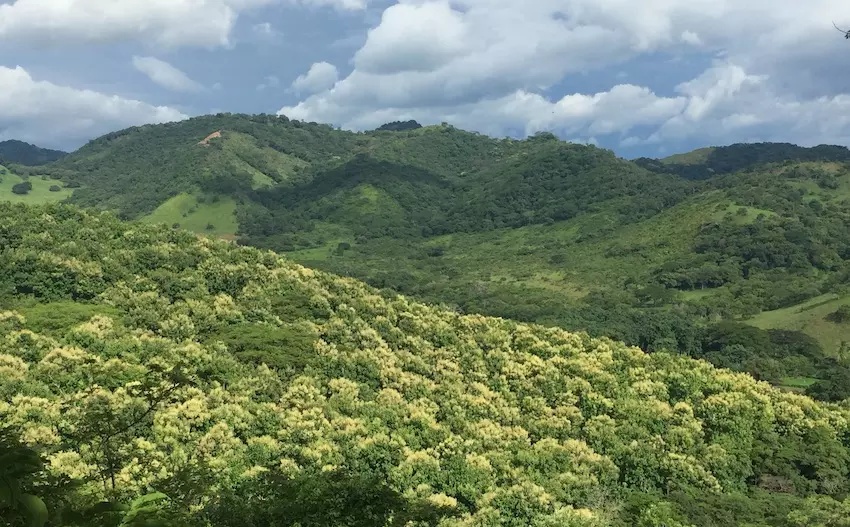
left=0, top=139, right=66, bottom=166
left=0, top=165, right=73, bottom=204
left=15, top=117, right=850, bottom=398
left=636, top=142, right=850, bottom=180
left=240, top=145, right=850, bottom=398
left=2, top=202, right=850, bottom=527
left=141, top=192, right=239, bottom=237
left=749, top=294, right=850, bottom=357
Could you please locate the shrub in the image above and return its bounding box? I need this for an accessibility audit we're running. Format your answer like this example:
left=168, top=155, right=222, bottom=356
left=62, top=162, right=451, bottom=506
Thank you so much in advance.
left=11, top=181, right=32, bottom=195
left=828, top=304, right=850, bottom=323
left=48, top=185, right=61, bottom=192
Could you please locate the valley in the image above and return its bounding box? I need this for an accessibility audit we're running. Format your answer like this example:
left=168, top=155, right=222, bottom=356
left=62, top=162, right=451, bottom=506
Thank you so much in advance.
left=4, top=114, right=850, bottom=402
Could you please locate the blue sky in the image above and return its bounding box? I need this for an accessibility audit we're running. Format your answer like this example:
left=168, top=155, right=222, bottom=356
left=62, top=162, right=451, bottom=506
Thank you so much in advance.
left=2, top=0, right=850, bottom=159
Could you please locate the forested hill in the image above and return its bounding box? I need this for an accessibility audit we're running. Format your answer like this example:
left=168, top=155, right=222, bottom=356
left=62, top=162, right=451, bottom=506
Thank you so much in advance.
left=2, top=202, right=850, bottom=527
left=7, top=115, right=850, bottom=399
left=634, top=142, right=850, bottom=180
left=0, top=140, right=66, bottom=166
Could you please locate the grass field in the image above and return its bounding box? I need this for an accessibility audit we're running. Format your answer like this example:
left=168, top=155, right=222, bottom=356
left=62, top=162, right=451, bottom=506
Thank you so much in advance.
left=661, top=147, right=715, bottom=165
left=142, top=192, right=238, bottom=237
left=748, top=293, right=850, bottom=356
left=0, top=170, right=73, bottom=204
left=777, top=376, right=820, bottom=394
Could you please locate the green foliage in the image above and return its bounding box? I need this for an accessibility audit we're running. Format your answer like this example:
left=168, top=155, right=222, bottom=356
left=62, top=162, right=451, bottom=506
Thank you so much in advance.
left=0, top=140, right=66, bottom=166
left=203, top=470, right=458, bottom=527
left=637, top=142, right=850, bottom=180
left=12, top=301, right=120, bottom=337
left=0, top=429, right=48, bottom=527
left=375, top=120, right=423, bottom=132
left=208, top=322, right=317, bottom=376
left=18, top=117, right=850, bottom=398
left=54, top=114, right=365, bottom=218
left=11, top=181, right=32, bottom=195
left=828, top=304, right=850, bottom=323
left=1, top=203, right=850, bottom=526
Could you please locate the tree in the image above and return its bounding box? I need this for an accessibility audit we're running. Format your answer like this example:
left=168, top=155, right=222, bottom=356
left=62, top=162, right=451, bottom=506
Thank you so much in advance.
left=11, top=181, right=32, bottom=195
left=0, top=428, right=49, bottom=527
left=827, top=304, right=850, bottom=323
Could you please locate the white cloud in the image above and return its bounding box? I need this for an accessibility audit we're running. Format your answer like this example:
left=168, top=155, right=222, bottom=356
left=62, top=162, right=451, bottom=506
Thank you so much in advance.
left=291, top=62, right=339, bottom=95
left=132, top=56, right=204, bottom=93
left=680, top=30, right=702, bottom=46
left=0, top=65, right=187, bottom=150
left=257, top=75, right=281, bottom=91
left=0, top=0, right=368, bottom=49
left=353, top=1, right=471, bottom=75
left=279, top=0, right=850, bottom=149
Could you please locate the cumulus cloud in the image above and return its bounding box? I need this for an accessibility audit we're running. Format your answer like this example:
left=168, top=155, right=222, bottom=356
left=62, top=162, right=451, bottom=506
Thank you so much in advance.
left=290, top=62, right=339, bottom=95
left=0, top=0, right=368, bottom=49
left=132, top=56, right=204, bottom=93
left=279, top=0, right=850, bottom=150
left=353, top=1, right=472, bottom=75
left=0, top=65, right=187, bottom=150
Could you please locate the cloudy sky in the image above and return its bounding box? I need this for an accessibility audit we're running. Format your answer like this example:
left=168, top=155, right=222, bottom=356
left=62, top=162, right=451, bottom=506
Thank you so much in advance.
left=2, top=0, right=850, bottom=158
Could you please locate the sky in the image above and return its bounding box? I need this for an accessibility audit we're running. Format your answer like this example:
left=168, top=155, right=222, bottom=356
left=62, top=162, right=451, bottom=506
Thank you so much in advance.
left=2, top=0, right=850, bottom=159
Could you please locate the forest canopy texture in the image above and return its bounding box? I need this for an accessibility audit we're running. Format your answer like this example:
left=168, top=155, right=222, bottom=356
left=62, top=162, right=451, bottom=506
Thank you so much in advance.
left=1, top=203, right=849, bottom=527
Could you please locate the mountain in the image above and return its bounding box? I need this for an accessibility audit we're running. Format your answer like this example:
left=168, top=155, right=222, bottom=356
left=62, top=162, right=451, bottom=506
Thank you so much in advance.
left=2, top=201, right=850, bottom=527
left=16, top=116, right=850, bottom=398
left=0, top=139, right=66, bottom=165
left=634, top=142, right=850, bottom=180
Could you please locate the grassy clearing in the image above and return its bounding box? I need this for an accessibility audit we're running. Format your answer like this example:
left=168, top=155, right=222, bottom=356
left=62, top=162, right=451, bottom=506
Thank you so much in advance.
left=747, top=293, right=850, bottom=356
left=222, top=131, right=309, bottom=182
left=142, top=192, right=238, bottom=237
left=777, top=376, right=820, bottom=394
left=0, top=171, right=73, bottom=204
left=711, top=203, right=776, bottom=224
left=680, top=288, right=724, bottom=301
left=11, top=299, right=121, bottom=336
left=661, top=147, right=715, bottom=165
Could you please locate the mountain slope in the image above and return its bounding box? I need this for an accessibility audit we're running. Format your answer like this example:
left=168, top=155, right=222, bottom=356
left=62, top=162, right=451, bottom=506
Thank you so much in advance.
left=21, top=117, right=850, bottom=396
left=2, top=202, right=850, bottom=527
left=0, top=139, right=66, bottom=165
left=635, top=142, right=850, bottom=180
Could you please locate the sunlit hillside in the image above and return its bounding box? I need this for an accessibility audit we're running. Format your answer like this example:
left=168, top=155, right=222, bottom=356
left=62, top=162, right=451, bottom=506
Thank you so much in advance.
left=1, top=202, right=849, bottom=526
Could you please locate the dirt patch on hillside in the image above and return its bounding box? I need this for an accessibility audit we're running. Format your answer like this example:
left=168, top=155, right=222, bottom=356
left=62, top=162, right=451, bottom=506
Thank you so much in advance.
left=198, top=131, right=222, bottom=146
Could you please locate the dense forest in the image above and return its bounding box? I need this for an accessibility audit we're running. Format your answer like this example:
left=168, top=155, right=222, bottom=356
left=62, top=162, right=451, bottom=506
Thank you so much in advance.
left=1, top=202, right=850, bottom=527
left=0, top=140, right=66, bottom=166
left=5, top=115, right=850, bottom=399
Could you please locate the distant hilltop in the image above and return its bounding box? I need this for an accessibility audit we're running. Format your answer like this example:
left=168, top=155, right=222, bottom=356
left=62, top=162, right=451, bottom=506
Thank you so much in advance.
left=0, top=139, right=67, bottom=166
left=375, top=120, right=423, bottom=132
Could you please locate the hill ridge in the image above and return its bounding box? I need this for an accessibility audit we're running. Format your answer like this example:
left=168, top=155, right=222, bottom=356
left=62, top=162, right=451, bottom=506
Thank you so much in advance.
left=0, top=139, right=67, bottom=165
left=5, top=115, right=850, bottom=401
